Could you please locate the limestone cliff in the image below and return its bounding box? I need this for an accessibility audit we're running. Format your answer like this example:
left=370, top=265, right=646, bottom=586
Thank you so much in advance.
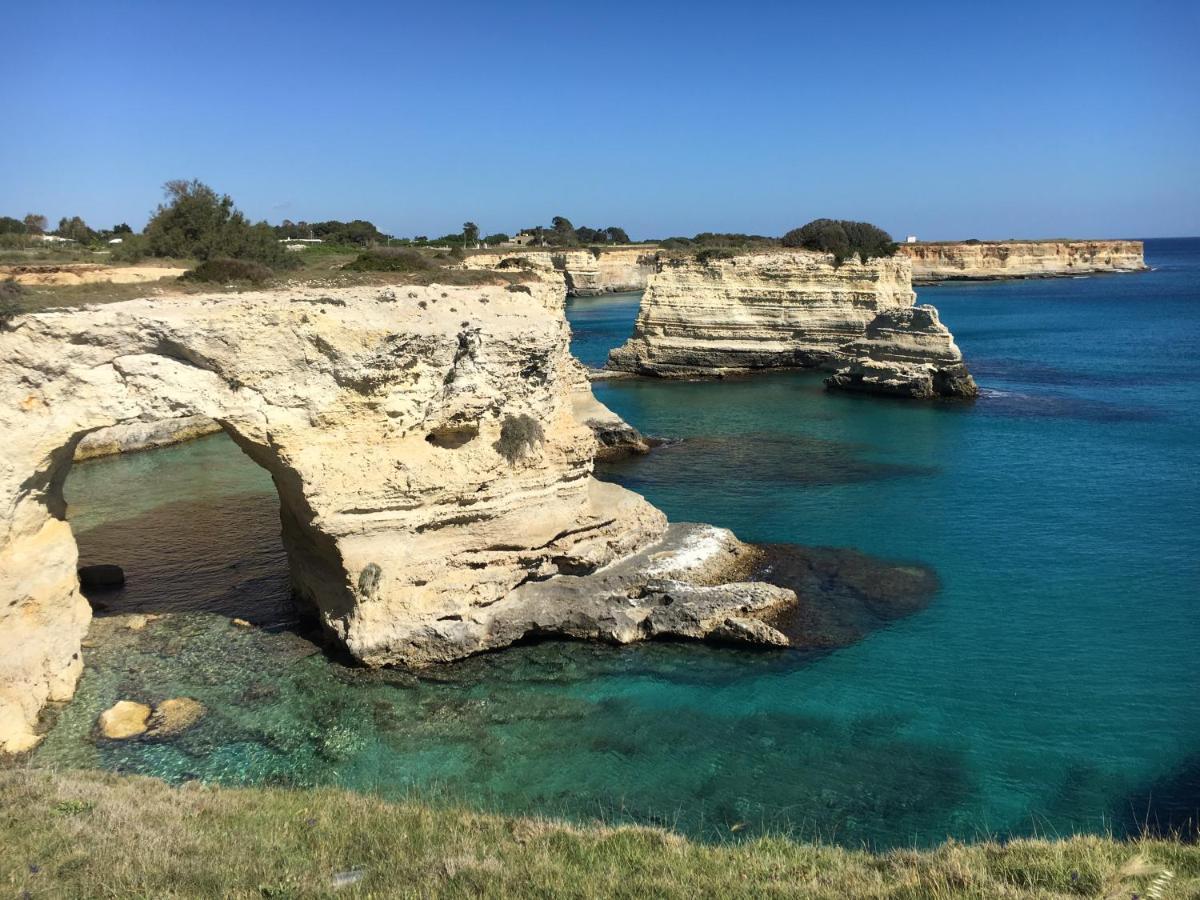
left=0, top=280, right=794, bottom=753
left=606, top=250, right=974, bottom=399
left=463, top=248, right=658, bottom=295
left=824, top=306, right=977, bottom=399
left=899, top=240, right=1146, bottom=281
left=607, top=251, right=916, bottom=377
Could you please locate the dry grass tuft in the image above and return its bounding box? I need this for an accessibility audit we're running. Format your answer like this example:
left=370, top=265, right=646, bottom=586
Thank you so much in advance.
left=2, top=770, right=1199, bottom=898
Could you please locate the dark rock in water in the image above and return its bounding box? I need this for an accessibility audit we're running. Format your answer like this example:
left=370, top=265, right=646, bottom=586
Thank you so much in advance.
left=78, top=564, right=125, bottom=590
left=598, top=433, right=935, bottom=490
left=751, top=544, right=938, bottom=649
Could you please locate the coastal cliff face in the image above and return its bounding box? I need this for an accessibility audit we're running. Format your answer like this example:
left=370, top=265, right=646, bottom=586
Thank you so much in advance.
left=463, top=248, right=658, bottom=295
left=899, top=240, right=1146, bottom=281
left=0, top=281, right=795, bottom=753
left=824, top=306, right=977, bottom=399
left=606, top=250, right=975, bottom=398
left=607, top=251, right=917, bottom=376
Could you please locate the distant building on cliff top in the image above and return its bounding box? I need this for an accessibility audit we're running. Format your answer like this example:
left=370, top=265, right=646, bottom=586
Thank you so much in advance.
left=505, top=231, right=538, bottom=247
left=905, top=235, right=918, bottom=243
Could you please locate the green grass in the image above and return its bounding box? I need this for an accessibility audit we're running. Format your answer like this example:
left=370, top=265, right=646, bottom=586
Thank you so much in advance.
left=0, top=770, right=1195, bottom=898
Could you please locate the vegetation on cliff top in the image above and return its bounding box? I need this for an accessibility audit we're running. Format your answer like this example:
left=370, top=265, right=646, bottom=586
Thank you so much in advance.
left=145, top=180, right=298, bottom=271
left=1, top=770, right=1196, bottom=899
left=658, top=220, right=899, bottom=265
left=781, top=219, right=898, bottom=265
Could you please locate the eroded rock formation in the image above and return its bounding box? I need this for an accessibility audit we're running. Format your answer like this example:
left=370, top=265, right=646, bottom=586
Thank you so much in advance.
left=463, top=248, right=658, bottom=295
left=899, top=240, right=1146, bottom=281
left=74, top=415, right=222, bottom=460
left=605, top=250, right=974, bottom=398
left=0, top=279, right=793, bottom=753
left=824, top=306, right=977, bottom=399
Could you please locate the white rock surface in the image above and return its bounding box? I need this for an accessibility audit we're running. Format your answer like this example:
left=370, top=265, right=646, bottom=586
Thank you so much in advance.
left=607, top=251, right=915, bottom=377
left=899, top=240, right=1146, bottom=281
left=0, top=280, right=793, bottom=753
left=463, top=248, right=658, bottom=295
left=74, top=415, right=221, bottom=460
left=824, top=305, right=978, bottom=399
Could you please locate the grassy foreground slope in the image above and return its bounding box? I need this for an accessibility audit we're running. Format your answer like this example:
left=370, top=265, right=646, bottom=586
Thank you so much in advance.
left=0, top=771, right=1196, bottom=899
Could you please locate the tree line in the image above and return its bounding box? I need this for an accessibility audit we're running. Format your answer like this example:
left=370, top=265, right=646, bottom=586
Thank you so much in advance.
left=659, top=220, right=897, bottom=265
left=5, top=186, right=897, bottom=269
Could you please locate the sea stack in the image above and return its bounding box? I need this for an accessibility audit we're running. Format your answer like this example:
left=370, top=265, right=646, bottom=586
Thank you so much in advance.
left=823, top=305, right=978, bottom=399
left=606, top=250, right=974, bottom=398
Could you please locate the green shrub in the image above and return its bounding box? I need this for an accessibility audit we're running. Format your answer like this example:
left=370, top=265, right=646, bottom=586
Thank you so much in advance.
left=780, top=219, right=897, bottom=265
left=343, top=248, right=435, bottom=273
left=108, top=233, right=148, bottom=264
left=181, top=258, right=274, bottom=285
left=494, top=414, right=544, bottom=463
left=0, top=279, right=23, bottom=325
left=696, top=247, right=737, bottom=265
left=506, top=283, right=532, bottom=294
left=145, top=180, right=297, bottom=269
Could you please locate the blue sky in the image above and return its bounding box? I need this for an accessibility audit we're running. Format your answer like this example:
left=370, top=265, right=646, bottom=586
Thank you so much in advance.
left=4, top=0, right=1198, bottom=240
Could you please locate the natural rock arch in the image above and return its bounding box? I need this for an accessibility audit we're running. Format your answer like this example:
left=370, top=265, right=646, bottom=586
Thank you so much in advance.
left=0, top=282, right=668, bottom=752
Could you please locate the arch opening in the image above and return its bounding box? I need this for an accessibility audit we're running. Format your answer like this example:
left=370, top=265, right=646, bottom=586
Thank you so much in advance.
left=66, top=427, right=308, bottom=629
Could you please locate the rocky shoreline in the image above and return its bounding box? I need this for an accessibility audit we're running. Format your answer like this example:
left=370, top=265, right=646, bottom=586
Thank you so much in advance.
left=0, top=276, right=798, bottom=753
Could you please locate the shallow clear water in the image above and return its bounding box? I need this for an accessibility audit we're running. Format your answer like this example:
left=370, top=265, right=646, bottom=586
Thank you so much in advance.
left=34, top=239, right=1200, bottom=848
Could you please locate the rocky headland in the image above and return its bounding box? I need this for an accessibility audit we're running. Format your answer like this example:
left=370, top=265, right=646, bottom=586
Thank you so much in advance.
left=606, top=250, right=976, bottom=398
left=462, top=247, right=658, bottom=296
left=898, top=240, right=1146, bottom=281
left=0, top=277, right=800, bottom=753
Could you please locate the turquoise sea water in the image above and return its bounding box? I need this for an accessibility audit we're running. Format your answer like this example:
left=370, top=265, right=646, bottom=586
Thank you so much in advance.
left=34, top=239, right=1200, bottom=848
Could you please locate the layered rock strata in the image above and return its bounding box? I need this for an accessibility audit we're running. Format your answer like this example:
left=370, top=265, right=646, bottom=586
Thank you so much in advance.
left=606, top=250, right=974, bottom=399
left=824, top=306, right=977, bottom=399
left=74, top=415, right=222, bottom=460
left=899, top=240, right=1146, bottom=281
left=463, top=248, right=658, bottom=296
left=0, top=280, right=793, bottom=753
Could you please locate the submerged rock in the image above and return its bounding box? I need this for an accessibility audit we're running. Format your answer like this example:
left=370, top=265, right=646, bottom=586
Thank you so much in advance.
left=147, top=697, right=205, bottom=738
left=97, top=700, right=150, bottom=739
left=752, top=544, right=939, bottom=648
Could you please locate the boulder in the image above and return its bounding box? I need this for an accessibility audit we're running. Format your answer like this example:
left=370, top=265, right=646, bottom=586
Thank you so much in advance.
left=97, top=700, right=150, bottom=739
left=147, top=698, right=205, bottom=737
